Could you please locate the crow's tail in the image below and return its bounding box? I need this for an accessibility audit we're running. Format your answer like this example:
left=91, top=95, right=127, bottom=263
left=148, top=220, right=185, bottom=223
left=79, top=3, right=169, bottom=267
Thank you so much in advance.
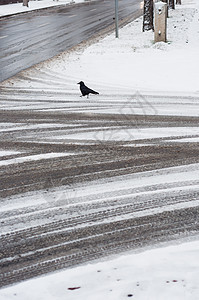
left=90, top=90, right=99, bottom=95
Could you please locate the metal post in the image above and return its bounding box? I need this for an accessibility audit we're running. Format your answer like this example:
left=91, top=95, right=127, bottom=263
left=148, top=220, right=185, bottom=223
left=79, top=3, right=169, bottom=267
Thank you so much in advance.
left=115, top=0, right=119, bottom=38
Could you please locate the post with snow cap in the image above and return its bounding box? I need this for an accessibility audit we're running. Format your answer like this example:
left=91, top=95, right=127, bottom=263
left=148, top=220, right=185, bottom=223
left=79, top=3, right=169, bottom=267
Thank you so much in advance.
left=154, top=1, right=167, bottom=43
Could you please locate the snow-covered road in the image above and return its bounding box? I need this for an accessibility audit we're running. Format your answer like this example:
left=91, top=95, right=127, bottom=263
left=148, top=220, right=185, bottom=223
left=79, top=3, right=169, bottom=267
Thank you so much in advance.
left=0, top=99, right=199, bottom=288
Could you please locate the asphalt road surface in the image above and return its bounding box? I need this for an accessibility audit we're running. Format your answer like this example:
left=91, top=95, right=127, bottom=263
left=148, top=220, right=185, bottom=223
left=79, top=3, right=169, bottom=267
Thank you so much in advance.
left=0, top=0, right=143, bottom=82
left=0, top=84, right=199, bottom=287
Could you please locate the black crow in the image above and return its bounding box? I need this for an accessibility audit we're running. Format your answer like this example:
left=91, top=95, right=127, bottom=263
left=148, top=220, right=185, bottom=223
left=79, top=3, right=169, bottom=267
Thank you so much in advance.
left=78, top=81, right=99, bottom=98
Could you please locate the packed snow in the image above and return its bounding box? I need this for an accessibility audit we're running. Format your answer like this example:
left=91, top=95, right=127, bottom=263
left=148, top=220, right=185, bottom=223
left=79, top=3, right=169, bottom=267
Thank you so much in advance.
left=47, top=126, right=199, bottom=142
left=0, top=150, right=22, bottom=157
left=0, top=152, right=74, bottom=166
left=0, top=0, right=199, bottom=299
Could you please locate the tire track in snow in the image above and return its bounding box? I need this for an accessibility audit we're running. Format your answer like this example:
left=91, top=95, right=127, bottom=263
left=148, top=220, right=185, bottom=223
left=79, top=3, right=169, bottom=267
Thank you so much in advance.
left=0, top=88, right=199, bottom=287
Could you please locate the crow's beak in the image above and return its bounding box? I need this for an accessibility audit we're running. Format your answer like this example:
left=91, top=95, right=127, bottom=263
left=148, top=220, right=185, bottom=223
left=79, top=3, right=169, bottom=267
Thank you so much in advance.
left=77, top=82, right=80, bottom=84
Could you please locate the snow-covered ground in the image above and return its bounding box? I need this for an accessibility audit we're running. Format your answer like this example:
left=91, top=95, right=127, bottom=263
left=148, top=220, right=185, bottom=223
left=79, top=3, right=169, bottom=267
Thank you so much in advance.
left=1, top=0, right=199, bottom=299
left=46, top=0, right=199, bottom=95
left=1, top=239, right=199, bottom=300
